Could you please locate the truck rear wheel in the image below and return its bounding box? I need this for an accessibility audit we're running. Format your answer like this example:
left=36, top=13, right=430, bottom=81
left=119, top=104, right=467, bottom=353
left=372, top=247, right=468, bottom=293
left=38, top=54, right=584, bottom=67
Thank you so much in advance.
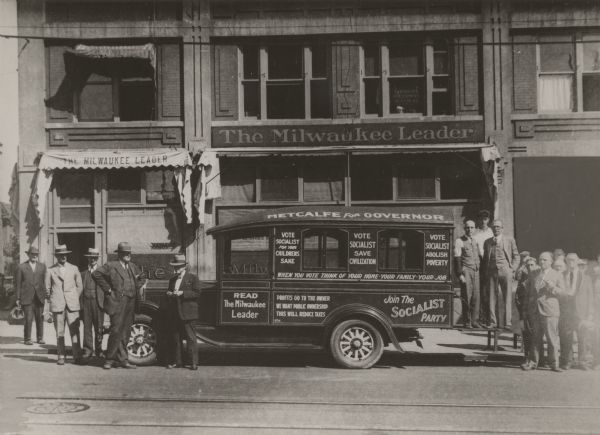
left=329, top=319, right=384, bottom=369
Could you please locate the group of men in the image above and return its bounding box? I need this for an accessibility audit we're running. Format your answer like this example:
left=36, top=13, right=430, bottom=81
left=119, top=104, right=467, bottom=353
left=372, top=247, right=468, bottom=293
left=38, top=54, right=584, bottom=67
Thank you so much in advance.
left=455, top=210, right=600, bottom=372
left=454, top=210, right=519, bottom=331
left=15, top=242, right=145, bottom=368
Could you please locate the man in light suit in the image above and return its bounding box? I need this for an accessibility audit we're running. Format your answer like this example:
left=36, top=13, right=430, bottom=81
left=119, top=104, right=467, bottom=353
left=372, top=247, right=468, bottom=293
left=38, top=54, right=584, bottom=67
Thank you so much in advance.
left=15, top=246, right=47, bottom=345
left=561, top=253, right=595, bottom=370
left=93, top=242, right=146, bottom=370
left=521, top=252, right=566, bottom=372
left=482, top=220, right=520, bottom=330
left=46, top=244, right=83, bottom=365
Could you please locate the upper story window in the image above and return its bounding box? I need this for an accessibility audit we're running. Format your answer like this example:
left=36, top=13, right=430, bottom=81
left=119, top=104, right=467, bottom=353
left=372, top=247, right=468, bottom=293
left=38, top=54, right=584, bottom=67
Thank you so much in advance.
left=56, top=172, right=94, bottom=224
left=361, top=39, right=452, bottom=117
left=536, top=34, right=600, bottom=113
left=107, top=169, right=176, bottom=205
left=240, top=43, right=331, bottom=119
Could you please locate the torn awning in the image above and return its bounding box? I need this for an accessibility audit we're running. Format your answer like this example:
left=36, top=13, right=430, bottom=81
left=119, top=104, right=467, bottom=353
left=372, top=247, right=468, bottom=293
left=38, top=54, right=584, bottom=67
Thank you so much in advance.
left=67, top=43, right=156, bottom=70
left=33, top=148, right=193, bottom=225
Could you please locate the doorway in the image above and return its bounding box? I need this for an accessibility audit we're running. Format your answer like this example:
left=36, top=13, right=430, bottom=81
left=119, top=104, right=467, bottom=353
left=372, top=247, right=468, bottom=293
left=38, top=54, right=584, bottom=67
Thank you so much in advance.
left=57, top=233, right=95, bottom=270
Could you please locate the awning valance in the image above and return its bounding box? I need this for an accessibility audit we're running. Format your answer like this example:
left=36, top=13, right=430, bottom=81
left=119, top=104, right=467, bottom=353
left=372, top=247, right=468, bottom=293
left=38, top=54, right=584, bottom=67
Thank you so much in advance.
left=33, top=148, right=193, bottom=225
left=38, top=148, right=191, bottom=170
left=67, top=43, right=156, bottom=70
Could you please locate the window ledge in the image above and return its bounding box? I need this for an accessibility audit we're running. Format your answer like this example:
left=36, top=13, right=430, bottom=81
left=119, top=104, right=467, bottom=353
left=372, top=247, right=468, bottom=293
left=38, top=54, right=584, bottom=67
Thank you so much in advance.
left=212, top=115, right=483, bottom=127
left=511, top=112, right=600, bottom=121
left=46, top=120, right=184, bottom=129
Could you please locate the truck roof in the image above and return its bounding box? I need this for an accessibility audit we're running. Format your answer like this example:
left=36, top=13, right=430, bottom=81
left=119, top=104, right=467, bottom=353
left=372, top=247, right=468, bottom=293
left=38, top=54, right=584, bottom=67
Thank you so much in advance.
left=208, top=206, right=454, bottom=234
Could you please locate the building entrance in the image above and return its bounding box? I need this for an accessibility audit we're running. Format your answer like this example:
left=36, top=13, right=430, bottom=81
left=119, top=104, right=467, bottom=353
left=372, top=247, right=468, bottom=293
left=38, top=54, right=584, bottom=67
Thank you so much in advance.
left=57, top=233, right=95, bottom=270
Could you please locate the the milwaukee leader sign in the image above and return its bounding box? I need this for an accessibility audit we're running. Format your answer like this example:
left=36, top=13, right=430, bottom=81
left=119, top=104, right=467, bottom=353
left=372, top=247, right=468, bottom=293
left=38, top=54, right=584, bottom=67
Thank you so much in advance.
left=212, top=121, right=484, bottom=148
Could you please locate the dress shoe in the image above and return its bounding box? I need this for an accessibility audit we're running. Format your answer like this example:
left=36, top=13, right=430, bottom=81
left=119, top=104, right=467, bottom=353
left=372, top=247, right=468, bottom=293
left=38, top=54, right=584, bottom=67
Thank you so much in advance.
left=551, top=366, right=563, bottom=372
left=463, top=323, right=473, bottom=329
left=487, top=323, right=497, bottom=329
left=24, top=340, right=33, bottom=345
left=503, top=325, right=512, bottom=331
left=521, top=362, right=536, bottom=371
left=120, top=362, right=137, bottom=369
left=166, top=363, right=179, bottom=369
left=471, top=321, right=484, bottom=329
left=103, top=361, right=113, bottom=370
left=96, top=351, right=106, bottom=359
left=57, top=357, right=65, bottom=365
left=37, top=339, right=45, bottom=345
left=74, top=358, right=88, bottom=366
left=559, top=364, right=570, bottom=371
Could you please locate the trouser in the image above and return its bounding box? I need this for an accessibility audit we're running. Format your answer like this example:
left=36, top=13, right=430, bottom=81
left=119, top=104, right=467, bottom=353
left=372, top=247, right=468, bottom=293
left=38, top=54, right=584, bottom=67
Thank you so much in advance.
left=487, top=269, right=513, bottom=327
left=106, top=295, right=135, bottom=364
left=460, top=267, right=480, bottom=325
left=167, top=320, right=198, bottom=367
left=577, top=322, right=595, bottom=368
left=522, top=315, right=536, bottom=363
left=532, top=315, right=560, bottom=368
left=23, top=298, right=44, bottom=341
left=558, top=316, right=575, bottom=367
left=52, top=308, right=82, bottom=360
left=81, top=296, right=104, bottom=357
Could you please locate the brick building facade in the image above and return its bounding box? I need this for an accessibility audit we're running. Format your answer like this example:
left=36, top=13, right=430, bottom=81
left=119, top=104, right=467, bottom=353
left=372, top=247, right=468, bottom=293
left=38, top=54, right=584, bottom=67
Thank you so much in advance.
left=15, top=0, right=600, bottom=285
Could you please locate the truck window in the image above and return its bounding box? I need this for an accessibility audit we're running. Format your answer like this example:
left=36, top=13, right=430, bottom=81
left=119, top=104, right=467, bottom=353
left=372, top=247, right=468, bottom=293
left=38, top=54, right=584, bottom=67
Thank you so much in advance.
left=302, top=229, right=348, bottom=270
left=223, top=231, right=270, bottom=276
left=377, top=229, right=424, bottom=271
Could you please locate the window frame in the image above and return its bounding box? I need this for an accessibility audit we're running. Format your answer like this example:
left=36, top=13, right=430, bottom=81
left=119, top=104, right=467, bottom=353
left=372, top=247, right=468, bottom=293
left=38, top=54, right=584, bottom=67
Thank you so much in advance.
left=376, top=229, right=425, bottom=272
left=54, top=171, right=96, bottom=225
left=238, top=43, right=331, bottom=120
left=301, top=228, right=348, bottom=271
left=360, top=37, right=453, bottom=118
left=221, top=229, right=272, bottom=278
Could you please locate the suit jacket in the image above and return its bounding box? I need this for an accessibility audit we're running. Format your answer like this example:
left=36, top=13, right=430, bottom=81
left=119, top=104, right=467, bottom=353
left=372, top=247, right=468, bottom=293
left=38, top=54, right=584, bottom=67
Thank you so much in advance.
left=16, top=261, right=47, bottom=305
left=164, top=270, right=200, bottom=322
left=562, top=269, right=594, bottom=322
left=482, top=235, right=520, bottom=273
left=92, top=261, right=144, bottom=316
left=523, top=268, right=566, bottom=318
left=80, top=268, right=104, bottom=310
left=46, top=262, right=83, bottom=313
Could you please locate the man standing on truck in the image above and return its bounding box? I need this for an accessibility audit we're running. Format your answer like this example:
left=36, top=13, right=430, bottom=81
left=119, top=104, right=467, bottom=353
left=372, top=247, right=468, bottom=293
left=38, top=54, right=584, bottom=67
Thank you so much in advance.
left=473, top=210, right=493, bottom=324
left=93, top=242, right=145, bottom=370
left=454, top=220, right=482, bottom=328
left=482, top=220, right=520, bottom=330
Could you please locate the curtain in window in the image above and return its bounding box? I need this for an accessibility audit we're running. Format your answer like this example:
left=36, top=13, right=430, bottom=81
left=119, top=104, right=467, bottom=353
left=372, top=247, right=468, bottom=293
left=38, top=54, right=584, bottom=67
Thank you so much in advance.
left=304, top=179, right=344, bottom=202
left=539, top=75, right=573, bottom=112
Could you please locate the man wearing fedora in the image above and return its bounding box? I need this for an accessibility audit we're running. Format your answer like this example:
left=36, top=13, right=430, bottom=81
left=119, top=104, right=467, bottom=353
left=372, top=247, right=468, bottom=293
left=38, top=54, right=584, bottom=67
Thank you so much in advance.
left=46, top=244, right=83, bottom=365
left=16, top=246, right=47, bottom=345
left=93, top=242, right=146, bottom=369
left=80, top=248, right=105, bottom=360
left=162, top=254, right=200, bottom=370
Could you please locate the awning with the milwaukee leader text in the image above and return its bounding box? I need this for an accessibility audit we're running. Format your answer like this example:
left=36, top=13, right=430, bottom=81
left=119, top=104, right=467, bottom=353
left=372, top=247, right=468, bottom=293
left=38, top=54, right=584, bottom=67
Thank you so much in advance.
left=66, top=43, right=156, bottom=70
left=33, top=148, right=193, bottom=225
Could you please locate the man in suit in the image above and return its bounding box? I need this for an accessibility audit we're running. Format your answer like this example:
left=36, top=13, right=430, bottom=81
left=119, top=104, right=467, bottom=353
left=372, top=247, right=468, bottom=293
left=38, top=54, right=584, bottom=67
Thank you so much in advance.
left=80, top=248, right=105, bottom=360
left=163, top=254, right=200, bottom=370
left=521, top=252, right=566, bottom=372
left=561, top=253, right=595, bottom=370
left=15, top=246, right=47, bottom=345
left=516, top=255, right=539, bottom=368
left=454, top=220, right=482, bottom=328
left=93, top=242, right=146, bottom=370
left=482, top=219, right=520, bottom=329
left=46, top=244, right=83, bottom=365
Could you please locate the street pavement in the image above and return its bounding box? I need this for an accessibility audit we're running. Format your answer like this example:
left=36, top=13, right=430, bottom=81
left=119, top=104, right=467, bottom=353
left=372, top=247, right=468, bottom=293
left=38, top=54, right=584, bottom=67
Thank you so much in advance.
left=1, top=312, right=599, bottom=434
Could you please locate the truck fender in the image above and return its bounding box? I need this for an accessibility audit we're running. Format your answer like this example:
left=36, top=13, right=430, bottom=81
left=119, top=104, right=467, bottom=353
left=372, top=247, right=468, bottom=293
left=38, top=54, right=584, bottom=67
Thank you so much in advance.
left=323, top=303, right=404, bottom=352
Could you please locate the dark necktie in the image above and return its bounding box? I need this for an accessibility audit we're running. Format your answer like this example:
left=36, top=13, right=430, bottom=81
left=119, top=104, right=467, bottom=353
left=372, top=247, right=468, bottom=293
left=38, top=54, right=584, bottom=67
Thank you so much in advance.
left=569, top=271, right=574, bottom=288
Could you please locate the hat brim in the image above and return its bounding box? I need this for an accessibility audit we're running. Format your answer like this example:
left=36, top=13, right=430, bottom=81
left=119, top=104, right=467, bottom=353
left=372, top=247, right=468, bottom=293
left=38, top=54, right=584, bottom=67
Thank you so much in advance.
left=84, top=254, right=100, bottom=257
left=114, top=249, right=132, bottom=253
left=169, top=262, right=187, bottom=266
left=54, top=251, right=71, bottom=255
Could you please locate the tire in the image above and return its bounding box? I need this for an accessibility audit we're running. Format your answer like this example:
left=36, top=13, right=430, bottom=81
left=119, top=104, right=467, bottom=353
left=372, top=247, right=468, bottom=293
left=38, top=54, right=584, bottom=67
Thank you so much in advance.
left=127, top=313, right=158, bottom=366
left=329, top=319, right=384, bottom=369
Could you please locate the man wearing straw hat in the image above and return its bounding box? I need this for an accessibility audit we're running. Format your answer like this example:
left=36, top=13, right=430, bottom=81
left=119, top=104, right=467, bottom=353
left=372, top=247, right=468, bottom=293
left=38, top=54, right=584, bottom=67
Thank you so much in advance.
left=46, top=244, right=83, bottom=365
left=80, top=248, right=105, bottom=360
left=15, top=246, right=47, bottom=345
left=163, top=253, right=200, bottom=370
left=93, top=242, right=146, bottom=370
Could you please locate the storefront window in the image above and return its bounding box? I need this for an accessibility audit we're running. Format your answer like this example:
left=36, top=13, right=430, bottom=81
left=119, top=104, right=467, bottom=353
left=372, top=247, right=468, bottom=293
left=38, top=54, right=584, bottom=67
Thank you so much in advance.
left=223, top=231, right=270, bottom=276
left=440, top=155, right=482, bottom=200
left=107, top=170, right=142, bottom=204
left=378, top=229, right=424, bottom=271
left=397, top=165, right=436, bottom=199
left=260, top=162, right=299, bottom=201
left=302, top=229, right=347, bottom=270
left=145, top=169, right=176, bottom=203
left=221, top=162, right=256, bottom=202
left=350, top=157, right=393, bottom=201
left=57, top=172, right=94, bottom=223
left=303, top=158, right=344, bottom=202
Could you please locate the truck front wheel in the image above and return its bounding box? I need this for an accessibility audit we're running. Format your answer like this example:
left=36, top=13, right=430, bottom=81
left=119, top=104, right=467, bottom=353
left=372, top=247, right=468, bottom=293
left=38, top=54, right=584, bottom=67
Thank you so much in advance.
left=329, top=319, right=384, bottom=369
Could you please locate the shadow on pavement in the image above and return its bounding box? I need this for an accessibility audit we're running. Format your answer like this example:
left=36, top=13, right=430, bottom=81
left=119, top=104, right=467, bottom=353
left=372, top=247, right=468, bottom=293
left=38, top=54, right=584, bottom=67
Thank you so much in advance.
left=3, top=354, right=57, bottom=363
left=0, top=336, right=24, bottom=345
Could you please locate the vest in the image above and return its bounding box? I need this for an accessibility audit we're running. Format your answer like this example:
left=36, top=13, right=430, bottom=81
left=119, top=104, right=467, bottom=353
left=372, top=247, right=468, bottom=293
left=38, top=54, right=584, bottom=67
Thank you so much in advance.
left=459, top=236, right=480, bottom=271
left=489, top=238, right=509, bottom=271
left=82, top=269, right=97, bottom=298
left=122, top=265, right=136, bottom=297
